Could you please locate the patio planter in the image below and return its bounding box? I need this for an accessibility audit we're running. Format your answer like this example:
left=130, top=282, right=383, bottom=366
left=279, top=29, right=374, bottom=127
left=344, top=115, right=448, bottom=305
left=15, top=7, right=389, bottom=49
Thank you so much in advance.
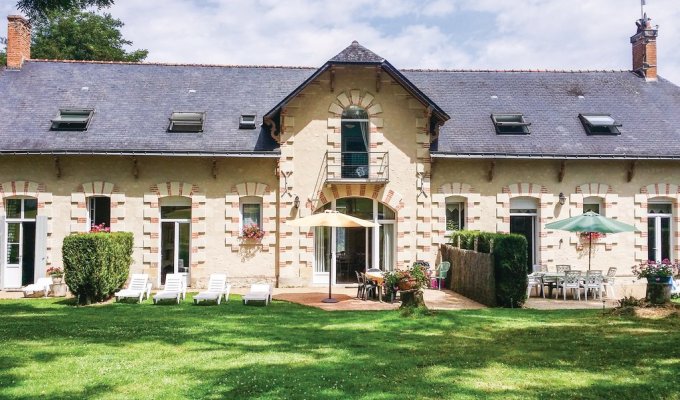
left=400, top=289, right=425, bottom=308
left=398, top=279, right=416, bottom=291
left=645, top=277, right=672, bottom=304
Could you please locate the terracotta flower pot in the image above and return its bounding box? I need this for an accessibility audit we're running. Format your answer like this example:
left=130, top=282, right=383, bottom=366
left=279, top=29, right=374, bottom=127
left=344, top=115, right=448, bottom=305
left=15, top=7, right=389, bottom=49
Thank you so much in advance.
left=398, top=278, right=416, bottom=291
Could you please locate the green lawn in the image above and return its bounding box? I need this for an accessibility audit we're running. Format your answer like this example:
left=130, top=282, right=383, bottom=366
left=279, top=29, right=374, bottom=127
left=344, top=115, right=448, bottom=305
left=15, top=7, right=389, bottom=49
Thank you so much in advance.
left=0, top=297, right=679, bottom=400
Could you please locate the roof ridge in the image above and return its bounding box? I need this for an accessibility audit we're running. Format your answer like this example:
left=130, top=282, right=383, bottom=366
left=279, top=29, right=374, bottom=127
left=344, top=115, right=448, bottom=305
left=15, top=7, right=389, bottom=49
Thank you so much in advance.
left=26, top=59, right=317, bottom=70
left=402, top=68, right=632, bottom=73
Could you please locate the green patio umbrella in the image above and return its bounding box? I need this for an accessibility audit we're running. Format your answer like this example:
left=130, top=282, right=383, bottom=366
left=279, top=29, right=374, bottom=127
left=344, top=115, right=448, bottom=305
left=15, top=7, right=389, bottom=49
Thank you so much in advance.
left=544, top=211, right=637, bottom=270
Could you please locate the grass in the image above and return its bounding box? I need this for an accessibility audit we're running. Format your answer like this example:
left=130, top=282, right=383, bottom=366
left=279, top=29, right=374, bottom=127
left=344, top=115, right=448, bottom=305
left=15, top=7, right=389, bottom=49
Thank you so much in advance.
left=1, top=296, right=679, bottom=400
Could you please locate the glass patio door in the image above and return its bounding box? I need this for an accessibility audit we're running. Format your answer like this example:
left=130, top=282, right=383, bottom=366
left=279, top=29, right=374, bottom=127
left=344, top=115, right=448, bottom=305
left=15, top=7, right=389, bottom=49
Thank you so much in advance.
left=160, top=197, right=191, bottom=286
left=4, top=199, right=37, bottom=288
left=648, top=203, right=672, bottom=262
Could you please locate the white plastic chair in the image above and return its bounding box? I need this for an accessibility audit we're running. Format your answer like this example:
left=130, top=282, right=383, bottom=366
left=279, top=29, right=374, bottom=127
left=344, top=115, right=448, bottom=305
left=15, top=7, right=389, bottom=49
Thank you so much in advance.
left=23, top=277, right=53, bottom=298
left=114, top=274, right=151, bottom=303
left=193, top=274, right=231, bottom=305
left=153, top=274, right=183, bottom=304
left=243, top=283, right=273, bottom=305
left=602, top=267, right=617, bottom=298
left=583, top=270, right=603, bottom=301
left=527, top=274, right=545, bottom=298
left=556, top=271, right=582, bottom=301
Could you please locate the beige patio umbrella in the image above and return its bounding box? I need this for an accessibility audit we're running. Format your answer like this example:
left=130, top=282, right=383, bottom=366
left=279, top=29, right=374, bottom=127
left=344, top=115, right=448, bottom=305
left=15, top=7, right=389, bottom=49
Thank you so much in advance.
left=289, top=210, right=378, bottom=303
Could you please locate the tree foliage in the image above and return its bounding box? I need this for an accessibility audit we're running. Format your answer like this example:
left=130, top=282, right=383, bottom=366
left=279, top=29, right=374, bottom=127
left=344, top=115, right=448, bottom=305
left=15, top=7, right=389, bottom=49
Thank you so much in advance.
left=31, top=9, right=148, bottom=62
left=16, top=0, right=115, bottom=21
left=0, top=37, right=6, bottom=66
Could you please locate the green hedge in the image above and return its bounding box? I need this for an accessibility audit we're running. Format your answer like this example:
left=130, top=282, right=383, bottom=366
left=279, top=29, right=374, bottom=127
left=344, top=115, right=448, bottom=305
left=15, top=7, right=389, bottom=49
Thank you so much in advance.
left=62, top=232, right=134, bottom=305
left=449, top=231, right=528, bottom=307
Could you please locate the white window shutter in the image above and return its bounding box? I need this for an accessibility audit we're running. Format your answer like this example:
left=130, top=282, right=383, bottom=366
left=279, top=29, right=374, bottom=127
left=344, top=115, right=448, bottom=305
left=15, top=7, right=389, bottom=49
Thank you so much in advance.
left=34, top=216, right=48, bottom=283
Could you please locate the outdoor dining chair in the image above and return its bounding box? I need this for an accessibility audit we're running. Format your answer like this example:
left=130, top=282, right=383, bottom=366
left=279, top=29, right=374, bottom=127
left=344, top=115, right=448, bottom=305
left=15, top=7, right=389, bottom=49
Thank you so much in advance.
left=556, top=271, right=582, bottom=300
left=527, top=274, right=545, bottom=298
left=360, top=272, right=377, bottom=300
left=355, top=271, right=365, bottom=299
left=436, top=261, right=451, bottom=290
left=583, top=270, right=603, bottom=301
left=603, top=267, right=617, bottom=298
left=556, top=264, right=571, bottom=273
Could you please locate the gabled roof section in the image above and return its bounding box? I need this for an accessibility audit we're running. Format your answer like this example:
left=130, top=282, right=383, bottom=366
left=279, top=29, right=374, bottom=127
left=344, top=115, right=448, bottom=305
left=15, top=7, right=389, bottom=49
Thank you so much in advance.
left=329, top=41, right=385, bottom=64
left=264, top=41, right=450, bottom=124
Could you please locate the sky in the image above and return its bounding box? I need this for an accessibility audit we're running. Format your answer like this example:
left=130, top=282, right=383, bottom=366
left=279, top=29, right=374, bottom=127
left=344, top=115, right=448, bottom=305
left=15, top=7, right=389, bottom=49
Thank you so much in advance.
left=2, top=0, right=680, bottom=84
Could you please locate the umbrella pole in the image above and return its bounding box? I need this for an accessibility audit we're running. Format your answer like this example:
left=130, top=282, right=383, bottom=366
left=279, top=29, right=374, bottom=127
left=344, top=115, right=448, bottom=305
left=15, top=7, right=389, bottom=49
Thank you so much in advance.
left=322, top=251, right=338, bottom=303
left=588, top=233, right=592, bottom=271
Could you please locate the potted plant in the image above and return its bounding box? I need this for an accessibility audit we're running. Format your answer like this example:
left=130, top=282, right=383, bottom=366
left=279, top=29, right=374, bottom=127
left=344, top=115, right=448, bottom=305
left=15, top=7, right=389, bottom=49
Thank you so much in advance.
left=241, top=223, right=265, bottom=241
left=382, top=270, right=402, bottom=302
left=46, top=266, right=64, bottom=284
left=633, top=259, right=679, bottom=304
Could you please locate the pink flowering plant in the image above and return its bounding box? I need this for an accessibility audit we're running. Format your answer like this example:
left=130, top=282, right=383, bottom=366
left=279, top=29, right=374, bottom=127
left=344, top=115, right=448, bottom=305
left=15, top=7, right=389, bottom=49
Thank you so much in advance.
left=90, top=223, right=110, bottom=233
left=242, top=223, right=265, bottom=240
left=633, top=259, right=679, bottom=279
left=46, top=266, right=64, bottom=277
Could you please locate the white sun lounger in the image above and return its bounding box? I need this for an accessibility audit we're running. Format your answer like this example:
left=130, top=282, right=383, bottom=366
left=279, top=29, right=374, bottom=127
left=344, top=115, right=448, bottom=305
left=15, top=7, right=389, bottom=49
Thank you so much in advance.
left=23, top=277, right=53, bottom=298
left=114, top=274, right=152, bottom=303
left=153, top=274, right=184, bottom=304
left=194, top=274, right=231, bottom=305
left=243, top=283, right=273, bottom=305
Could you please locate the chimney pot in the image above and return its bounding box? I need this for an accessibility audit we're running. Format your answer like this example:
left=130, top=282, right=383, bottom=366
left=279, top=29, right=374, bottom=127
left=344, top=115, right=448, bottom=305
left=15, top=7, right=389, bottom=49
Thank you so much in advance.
left=6, top=15, right=31, bottom=69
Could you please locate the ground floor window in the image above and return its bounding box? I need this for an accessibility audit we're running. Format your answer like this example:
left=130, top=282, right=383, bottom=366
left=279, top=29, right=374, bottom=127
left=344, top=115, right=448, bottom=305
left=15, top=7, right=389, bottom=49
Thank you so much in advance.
left=648, top=203, right=672, bottom=262
left=88, top=196, right=111, bottom=230
left=445, top=198, right=465, bottom=232
left=240, top=197, right=262, bottom=230
left=313, top=197, right=395, bottom=284
left=509, top=197, right=538, bottom=272
left=583, top=196, right=602, bottom=214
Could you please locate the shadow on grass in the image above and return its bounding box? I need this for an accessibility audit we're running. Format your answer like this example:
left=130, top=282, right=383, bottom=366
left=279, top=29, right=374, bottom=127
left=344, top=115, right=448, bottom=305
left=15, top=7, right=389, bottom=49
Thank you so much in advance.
left=0, top=298, right=679, bottom=399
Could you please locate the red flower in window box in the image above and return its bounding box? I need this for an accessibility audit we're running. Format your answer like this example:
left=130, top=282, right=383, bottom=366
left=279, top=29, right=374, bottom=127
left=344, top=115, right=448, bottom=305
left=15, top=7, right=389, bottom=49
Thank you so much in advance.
left=241, top=223, right=265, bottom=240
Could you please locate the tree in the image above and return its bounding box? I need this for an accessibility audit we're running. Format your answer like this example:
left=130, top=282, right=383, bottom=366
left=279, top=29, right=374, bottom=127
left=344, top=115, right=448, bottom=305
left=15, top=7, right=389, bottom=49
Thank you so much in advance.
left=31, top=10, right=148, bottom=62
left=16, top=0, right=115, bottom=21
left=0, top=37, right=6, bottom=66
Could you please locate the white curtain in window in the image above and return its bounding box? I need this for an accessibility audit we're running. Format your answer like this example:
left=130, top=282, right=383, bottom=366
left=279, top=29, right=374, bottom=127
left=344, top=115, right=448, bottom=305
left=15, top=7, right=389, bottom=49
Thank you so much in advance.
left=359, top=119, right=369, bottom=151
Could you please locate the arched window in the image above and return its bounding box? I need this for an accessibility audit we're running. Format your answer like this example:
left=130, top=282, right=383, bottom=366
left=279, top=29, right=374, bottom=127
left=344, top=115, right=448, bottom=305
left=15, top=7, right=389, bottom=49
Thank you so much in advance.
left=341, top=105, right=369, bottom=178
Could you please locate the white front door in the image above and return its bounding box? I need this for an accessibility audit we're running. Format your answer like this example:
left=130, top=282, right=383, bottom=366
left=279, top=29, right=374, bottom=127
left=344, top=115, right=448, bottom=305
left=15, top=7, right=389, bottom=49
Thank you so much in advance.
left=3, top=198, right=38, bottom=289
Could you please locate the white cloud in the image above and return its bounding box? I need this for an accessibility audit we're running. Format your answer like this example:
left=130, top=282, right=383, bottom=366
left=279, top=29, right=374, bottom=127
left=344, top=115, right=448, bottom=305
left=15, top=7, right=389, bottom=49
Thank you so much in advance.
left=1, top=0, right=679, bottom=83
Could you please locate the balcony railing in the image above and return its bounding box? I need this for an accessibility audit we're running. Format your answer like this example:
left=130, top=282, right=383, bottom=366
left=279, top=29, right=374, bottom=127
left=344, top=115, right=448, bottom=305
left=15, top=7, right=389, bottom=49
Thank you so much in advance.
left=325, top=151, right=389, bottom=183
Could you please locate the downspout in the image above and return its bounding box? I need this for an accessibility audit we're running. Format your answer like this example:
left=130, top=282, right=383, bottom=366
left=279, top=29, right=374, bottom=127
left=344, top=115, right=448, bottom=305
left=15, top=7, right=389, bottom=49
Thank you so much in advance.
left=274, top=160, right=281, bottom=288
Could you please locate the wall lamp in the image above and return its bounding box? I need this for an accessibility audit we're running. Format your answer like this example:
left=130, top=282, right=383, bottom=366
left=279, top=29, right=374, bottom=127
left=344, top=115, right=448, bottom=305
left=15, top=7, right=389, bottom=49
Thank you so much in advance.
left=293, top=195, right=300, bottom=209
left=558, top=192, right=566, bottom=206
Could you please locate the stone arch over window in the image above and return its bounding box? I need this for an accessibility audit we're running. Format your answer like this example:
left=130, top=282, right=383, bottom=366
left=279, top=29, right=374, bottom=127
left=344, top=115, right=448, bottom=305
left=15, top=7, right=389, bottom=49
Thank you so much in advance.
left=0, top=180, right=53, bottom=266
left=497, top=182, right=558, bottom=264
left=224, top=182, right=277, bottom=253
left=569, top=183, right=619, bottom=249
left=633, top=183, right=680, bottom=263
left=301, top=184, right=414, bottom=268
left=143, top=182, right=206, bottom=283
left=70, top=181, right=125, bottom=233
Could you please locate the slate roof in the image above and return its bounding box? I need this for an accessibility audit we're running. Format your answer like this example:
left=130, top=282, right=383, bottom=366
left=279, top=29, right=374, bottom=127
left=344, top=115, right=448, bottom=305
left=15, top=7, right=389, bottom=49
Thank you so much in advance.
left=0, top=60, right=315, bottom=156
left=2, top=49, right=680, bottom=159
left=402, top=70, right=680, bottom=158
left=329, top=41, right=385, bottom=64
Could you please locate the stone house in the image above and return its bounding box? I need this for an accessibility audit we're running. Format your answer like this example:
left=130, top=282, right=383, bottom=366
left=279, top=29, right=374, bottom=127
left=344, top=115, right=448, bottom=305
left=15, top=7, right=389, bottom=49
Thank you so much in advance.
left=0, top=14, right=678, bottom=295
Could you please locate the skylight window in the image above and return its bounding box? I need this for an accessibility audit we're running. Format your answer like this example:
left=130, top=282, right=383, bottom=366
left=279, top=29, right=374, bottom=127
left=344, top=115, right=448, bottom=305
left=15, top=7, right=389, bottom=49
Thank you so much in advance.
left=50, top=109, right=94, bottom=131
left=579, top=114, right=621, bottom=135
left=491, top=113, right=531, bottom=135
left=168, top=112, right=204, bottom=133
left=239, top=114, right=257, bottom=129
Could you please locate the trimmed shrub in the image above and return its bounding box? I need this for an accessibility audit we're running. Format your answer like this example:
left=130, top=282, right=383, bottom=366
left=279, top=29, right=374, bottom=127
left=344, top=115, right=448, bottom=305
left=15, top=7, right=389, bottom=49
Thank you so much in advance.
left=449, top=231, right=528, bottom=307
left=62, top=232, right=134, bottom=305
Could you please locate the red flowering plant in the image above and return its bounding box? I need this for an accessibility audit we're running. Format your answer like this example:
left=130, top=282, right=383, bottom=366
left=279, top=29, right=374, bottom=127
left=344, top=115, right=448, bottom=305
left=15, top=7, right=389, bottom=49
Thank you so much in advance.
left=46, top=266, right=64, bottom=278
left=241, top=223, right=265, bottom=240
left=90, top=223, right=110, bottom=233
left=633, top=259, right=680, bottom=280
left=579, top=232, right=606, bottom=242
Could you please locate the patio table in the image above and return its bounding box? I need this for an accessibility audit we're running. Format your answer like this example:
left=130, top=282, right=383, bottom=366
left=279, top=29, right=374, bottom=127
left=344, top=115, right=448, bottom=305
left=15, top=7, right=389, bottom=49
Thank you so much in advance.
left=365, top=271, right=384, bottom=302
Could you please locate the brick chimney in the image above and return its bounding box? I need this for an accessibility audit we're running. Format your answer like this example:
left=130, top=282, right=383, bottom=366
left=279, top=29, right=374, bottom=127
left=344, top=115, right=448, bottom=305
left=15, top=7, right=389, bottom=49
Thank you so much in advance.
left=6, top=15, right=31, bottom=69
left=630, top=13, right=658, bottom=81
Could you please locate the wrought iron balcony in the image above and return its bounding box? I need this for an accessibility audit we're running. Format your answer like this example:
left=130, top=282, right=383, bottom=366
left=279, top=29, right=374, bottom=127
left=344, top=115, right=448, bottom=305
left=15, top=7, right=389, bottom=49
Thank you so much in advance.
left=325, top=151, right=389, bottom=184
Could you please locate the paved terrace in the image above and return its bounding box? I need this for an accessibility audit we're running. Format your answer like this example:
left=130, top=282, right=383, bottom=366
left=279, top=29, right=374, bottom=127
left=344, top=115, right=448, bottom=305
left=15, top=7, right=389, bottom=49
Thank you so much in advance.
left=1, top=286, right=622, bottom=311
